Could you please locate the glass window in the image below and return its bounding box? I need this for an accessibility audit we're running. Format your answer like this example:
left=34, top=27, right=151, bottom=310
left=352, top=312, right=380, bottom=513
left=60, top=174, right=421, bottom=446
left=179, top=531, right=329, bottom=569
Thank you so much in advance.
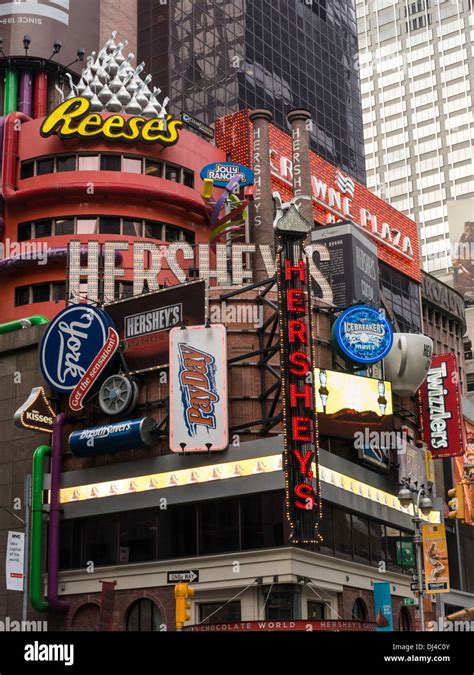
left=352, top=515, right=370, bottom=565
left=165, top=226, right=180, bottom=242
left=183, top=169, right=194, bottom=188
left=100, top=217, right=121, bottom=235
left=199, top=602, right=241, bottom=624
left=119, top=510, right=157, bottom=563
left=82, top=514, right=118, bottom=567
left=182, top=229, right=195, bottom=245
left=115, top=281, right=134, bottom=301
left=32, top=284, right=50, bottom=303
left=265, top=588, right=296, bottom=620
left=386, top=527, right=402, bottom=572
left=54, top=219, right=75, bottom=236
left=36, top=157, right=54, bottom=175
left=145, top=159, right=163, bottom=177
left=398, top=607, right=412, bottom=631
left=101, top=154, right=121, bottom=171
left=333, top=508, right=353, bottom=560
left=165, top=165, right=180, bottom=181
left=35, top=220, right=52, bottom=238
left=352, top=599, right=368, bottom=621
left=159, top=503, right=198, bottom=558
left=144, top=221, right=164, bottom=239
left=15, top=286, right=30, bottom=306
left=241, top=493, right=284, bottom=550
left=123, top=156, right=142, bottom=173
left=308, top=601, right=325, bottom=620
left=20, top=160, right=34, bottom=179
left=317, top=503, right=334, bottom=556
left=18, top=222, right=32, bottom=242
left=52, top=282, right=66, bottom=302
left=370, top=522, right=386, bottom=568
left=57, top=155, right=76, bottom=172
left=78, top=155, right=100, bottom=171
left=122, top=219, right=143, bottom=236
left=199, top=499, right=239, bottom=554
left=126, top=599, right=162, bottom=632
left=76, top=218, right=98, bottom=234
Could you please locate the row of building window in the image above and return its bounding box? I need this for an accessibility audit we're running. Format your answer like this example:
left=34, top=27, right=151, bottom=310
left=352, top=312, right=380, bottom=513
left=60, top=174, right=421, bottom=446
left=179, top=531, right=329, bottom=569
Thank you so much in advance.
left=14, top=280, right=135, bottom=306
left=17, top=217, right=195, bottom=243
left=20, top=153, right=195, bottom=188
left=58, top=493, right=412, bottom=574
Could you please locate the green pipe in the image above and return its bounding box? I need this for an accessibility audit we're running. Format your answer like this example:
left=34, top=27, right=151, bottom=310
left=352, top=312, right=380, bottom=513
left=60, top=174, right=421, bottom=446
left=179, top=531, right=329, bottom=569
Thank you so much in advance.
left=30, top=445, right=50, bottom=613
left=0, top=316, right=49, bottom=335
left=4, top=68, right=19, bottom=115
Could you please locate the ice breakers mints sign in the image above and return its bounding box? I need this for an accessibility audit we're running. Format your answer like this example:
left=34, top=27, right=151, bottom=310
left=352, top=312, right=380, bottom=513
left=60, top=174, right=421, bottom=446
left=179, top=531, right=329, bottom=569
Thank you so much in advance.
left=169, top=324, right=228, bottom=452
left=332, top=305, right=393, bottom=365
left=40, top=305, right=119, bottom=412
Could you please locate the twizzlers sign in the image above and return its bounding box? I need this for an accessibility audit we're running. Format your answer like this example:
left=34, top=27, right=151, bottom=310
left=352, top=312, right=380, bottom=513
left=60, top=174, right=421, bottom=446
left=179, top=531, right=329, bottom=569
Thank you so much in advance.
left=276, top=211, right=321, bottom=544
left=419, top=353, right=464, bottom=459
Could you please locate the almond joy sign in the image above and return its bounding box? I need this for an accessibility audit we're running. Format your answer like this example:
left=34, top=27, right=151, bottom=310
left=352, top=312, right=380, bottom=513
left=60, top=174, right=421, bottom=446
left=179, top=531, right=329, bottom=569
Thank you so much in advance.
left=40, top=305, right=119, bottom=412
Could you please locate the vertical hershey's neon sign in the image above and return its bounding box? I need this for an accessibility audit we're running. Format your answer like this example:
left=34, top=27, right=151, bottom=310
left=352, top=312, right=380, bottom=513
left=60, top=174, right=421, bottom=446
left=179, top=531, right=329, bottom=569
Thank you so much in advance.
left=276, top=209, right=322, bottom=543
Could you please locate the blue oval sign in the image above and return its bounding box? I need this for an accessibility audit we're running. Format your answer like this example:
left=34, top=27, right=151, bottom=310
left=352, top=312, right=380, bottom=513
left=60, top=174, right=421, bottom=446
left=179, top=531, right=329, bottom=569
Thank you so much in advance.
left=332, top=305, right=393, bottom=365
left=40, top=305, right=115, bottom=394
left=200, top=162, right=255, bottom=188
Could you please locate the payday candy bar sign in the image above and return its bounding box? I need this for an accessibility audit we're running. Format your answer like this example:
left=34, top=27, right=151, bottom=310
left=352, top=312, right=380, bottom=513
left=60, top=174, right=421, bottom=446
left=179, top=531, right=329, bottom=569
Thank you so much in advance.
left=40, top=305, right=119, bottom=411
left=419, top=353, right=464, bottom=459
left=169, top=324, right=228, bottom=453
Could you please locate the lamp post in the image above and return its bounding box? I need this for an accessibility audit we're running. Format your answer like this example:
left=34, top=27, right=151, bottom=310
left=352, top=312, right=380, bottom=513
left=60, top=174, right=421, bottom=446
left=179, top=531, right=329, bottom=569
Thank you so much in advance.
left=397, top=484, right=433, bottom=632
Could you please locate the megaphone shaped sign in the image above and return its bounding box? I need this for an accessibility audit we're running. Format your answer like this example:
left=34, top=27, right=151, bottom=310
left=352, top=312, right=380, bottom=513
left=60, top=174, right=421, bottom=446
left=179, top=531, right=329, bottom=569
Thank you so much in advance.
left=383, top=333, right=433, bottom=397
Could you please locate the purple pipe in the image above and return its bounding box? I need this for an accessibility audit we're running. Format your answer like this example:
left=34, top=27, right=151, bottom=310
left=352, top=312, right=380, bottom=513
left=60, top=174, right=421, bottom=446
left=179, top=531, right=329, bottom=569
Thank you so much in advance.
left=48, top=413, right=73, bottom=612
left=0, top=115, right=5, bottom=238
left=19, top=71, right=33, bottom=117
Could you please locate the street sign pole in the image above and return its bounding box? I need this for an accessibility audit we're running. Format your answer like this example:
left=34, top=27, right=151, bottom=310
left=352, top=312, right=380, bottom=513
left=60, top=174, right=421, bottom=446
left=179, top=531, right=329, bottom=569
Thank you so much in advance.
left=22, top=474, right=31, bottom=623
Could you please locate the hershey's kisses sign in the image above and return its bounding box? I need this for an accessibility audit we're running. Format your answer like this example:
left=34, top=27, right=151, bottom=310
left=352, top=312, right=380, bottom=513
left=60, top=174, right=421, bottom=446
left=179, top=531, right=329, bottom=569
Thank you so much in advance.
left=14, top=387, right=55, bottom=435
left=276, top=205, right=321, bottom=544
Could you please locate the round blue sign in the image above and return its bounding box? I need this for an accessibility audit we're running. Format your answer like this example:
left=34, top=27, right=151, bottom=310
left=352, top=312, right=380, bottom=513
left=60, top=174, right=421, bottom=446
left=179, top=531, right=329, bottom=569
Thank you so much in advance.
left=200, top=162, right=255, bottom=188
left=40, top=305, right=115, bottom=394
left=332, top=305, right=393, bottom=365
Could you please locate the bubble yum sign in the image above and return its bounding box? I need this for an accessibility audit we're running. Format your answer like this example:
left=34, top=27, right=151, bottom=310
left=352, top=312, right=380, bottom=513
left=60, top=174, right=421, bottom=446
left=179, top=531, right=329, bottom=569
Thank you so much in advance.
left=40, top=305, right=119, bottom=411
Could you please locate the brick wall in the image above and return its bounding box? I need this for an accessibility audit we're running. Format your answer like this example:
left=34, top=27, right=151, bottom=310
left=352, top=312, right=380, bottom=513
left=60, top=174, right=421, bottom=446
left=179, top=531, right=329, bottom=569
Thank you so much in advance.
left=48, top=586, right=175, bottom=632
left=339, top=585, right=416, bottom=631
left=100, top=0, right=137, bottom=56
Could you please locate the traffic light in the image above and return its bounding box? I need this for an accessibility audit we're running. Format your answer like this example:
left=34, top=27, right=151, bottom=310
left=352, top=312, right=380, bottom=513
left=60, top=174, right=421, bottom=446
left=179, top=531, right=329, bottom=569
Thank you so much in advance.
left=175, top=582, right=194, bottom=630
left=447, top=484, right=465, bottom=521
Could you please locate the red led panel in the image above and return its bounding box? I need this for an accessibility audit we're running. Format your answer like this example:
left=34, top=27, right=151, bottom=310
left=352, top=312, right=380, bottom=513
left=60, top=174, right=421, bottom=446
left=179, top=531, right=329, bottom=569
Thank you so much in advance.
left=216, top=111, right=421, bottom=282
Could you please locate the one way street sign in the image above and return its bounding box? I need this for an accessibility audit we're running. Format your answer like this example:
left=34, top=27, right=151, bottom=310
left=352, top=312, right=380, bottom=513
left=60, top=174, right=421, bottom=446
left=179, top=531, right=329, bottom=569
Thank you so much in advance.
left=167, top=570, right=199, bottom=584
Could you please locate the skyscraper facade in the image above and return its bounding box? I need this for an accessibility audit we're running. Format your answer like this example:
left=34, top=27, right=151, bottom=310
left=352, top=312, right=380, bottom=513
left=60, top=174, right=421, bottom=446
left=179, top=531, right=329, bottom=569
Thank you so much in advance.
left=138, top=0, right=366, bottom=183
left=356, top=0, right=474, bottom=275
